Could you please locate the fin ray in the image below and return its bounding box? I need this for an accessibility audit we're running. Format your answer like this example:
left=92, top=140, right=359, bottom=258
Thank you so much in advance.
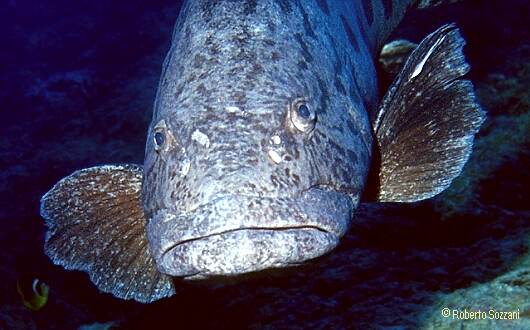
left=372, top=24, right=486, bottom=202
left=40, top=164, right=175, bottom=303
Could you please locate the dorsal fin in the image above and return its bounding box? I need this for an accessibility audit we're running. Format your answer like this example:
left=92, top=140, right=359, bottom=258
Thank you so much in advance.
left=361, top=0, right=465, bottom=51
left=368, top=24, right=485, bottom=202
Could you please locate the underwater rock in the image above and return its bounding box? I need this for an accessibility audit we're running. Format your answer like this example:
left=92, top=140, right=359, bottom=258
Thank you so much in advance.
left=420, top=266, right=530, bottom=329
left=433, top=62, right=530, bottom=218
left=78, top=321, right=119, bottom=330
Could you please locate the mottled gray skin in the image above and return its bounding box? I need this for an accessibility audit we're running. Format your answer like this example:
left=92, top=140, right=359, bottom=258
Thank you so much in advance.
left=142, top=0, right=411, bottom=278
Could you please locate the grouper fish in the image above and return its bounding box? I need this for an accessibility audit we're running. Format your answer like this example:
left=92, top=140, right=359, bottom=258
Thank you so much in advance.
left=40, top=0, right=485, bottom=302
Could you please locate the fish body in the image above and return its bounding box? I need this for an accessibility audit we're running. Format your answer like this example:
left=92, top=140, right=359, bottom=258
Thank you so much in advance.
left=143, top=0, right=382, bottom=278
left=16, top=275, right=49, bottom=311
left=40, top=0, right=485, bottom=302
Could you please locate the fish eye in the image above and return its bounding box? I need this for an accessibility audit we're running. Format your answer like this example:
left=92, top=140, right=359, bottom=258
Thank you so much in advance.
left=290, top=99, right=316, bottom=133
left=297, top=103, right=310, bottom=118
left=154, top=130, right=166, bottom=151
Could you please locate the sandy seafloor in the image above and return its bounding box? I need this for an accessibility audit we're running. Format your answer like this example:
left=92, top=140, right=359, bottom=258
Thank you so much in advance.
left=0, top=0, right=528, bottom=329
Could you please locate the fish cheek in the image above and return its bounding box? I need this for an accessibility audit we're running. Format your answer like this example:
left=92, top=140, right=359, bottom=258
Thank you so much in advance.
left=275, top=130, right=319, bottom=191
left=142, top=122, right=181, bottom=217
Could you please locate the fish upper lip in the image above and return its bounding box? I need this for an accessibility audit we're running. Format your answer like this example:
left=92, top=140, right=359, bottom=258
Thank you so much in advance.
left=161, top=225, right=331, bottom=260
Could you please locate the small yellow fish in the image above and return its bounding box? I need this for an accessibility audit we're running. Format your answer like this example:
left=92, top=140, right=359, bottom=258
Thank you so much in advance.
left=16, top=276, right=49, bottom=311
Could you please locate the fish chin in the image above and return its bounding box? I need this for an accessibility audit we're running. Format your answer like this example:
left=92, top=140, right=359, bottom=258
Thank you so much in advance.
left=160, top=227, right=337, bottom=277
left=147, top=189, right=354, bottom=278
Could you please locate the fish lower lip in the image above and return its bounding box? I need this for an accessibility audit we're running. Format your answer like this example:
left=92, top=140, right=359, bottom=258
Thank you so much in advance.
left=159, top=226, right=338, bottom=277
left=148, top=190, right=354, bottom=277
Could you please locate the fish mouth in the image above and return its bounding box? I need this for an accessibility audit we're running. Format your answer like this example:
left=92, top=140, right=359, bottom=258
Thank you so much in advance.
left=147, top=188, right=354, bottom=278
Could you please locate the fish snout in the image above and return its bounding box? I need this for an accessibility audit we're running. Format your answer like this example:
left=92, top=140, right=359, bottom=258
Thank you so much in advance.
left=147, top=189, right=353, bottom=278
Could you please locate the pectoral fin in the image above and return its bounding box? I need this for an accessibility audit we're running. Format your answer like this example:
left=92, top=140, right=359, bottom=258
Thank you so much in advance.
left=370, top=24, right=486, bottom=203
left=40, top=164, right=175, bottom=303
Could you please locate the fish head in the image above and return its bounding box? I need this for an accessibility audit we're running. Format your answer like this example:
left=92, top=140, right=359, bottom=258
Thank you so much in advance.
left=141, top=0, right=372, bottom=279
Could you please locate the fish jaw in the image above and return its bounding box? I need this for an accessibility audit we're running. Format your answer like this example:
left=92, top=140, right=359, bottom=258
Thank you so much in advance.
left=147, top=188, right=354, bottom=277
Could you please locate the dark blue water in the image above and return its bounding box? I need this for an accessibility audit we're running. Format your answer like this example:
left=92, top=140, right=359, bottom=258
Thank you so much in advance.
left=1, top=0, right=528, bottom=328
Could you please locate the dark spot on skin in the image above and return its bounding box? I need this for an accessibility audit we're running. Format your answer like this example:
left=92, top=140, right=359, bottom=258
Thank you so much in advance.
left=233, top=90, right=247, bottom=107
left=198, top=71, right=209, bottom=80
left=328, top=35, right=343, bottom=76
left=283, top=154, right=292, bottom=162
left=328, top=33, right=339, bottom=61
left=329, top=139, right=346, bottom=157
left=313, top=133, right=321, bottom=144
left=340, top=15, right=360, bottom=52
left=298, top=60, right=308, bottom=70
left=270, top=174, right=280, bottom=187
left=183, top=26, right=192, bottom=45
left=170, top=170, right=177, bottom=180
left=346, top=117, right=358, bottom=135
left=355, top=8, right=374, bottom=54
left=349, top=64, right=373, bottom=111
left=362, top=0, right=374, bottom=26
left=249, top=63, right=264, bottom=76
left=171, top=190, right=176, bottom=199
left=316, top=76, right=329, bottom=114
left=316, top=0, right=329, bottom=15
left=334, top=77, right=346, bottom=95
left=274, top=0, right=291, bottom=13
left=207, top=43, right=221, bottom=56
left=247, top=156, right=259, bottom=166
left=263, top=39, right=276, bottom=47
left=200, top=2, right=215, bottom=24
left=291, top=146, right=300, bottom=160
left=242, top=0, right=257, bottom=15
left=349, top=68, right=362, bottom=103
left=174, top=84, right=184, bottom=99
left=205, top=105, right=215, bottom=113
left=267, top=21, right=276, bottom=33
left=334, top=58, right=342, bottom=75
left=185, top=73, right=196, bottom=85
left=271, top=51, right=281, bottom=62
left=382, top=0, right=393, bottom=19
left=298, top=4, right=316, bottom=39
left=197, top=83, right=207, bottom=97
left=193, top=54, right=206, bottom=68
left=292, top=173, right=300, bottom=183
left=229, top=66, right=245, bottom=77
left=295, top=33, right=313, bottom=63
left=347, top=149, right=358, bottom=165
